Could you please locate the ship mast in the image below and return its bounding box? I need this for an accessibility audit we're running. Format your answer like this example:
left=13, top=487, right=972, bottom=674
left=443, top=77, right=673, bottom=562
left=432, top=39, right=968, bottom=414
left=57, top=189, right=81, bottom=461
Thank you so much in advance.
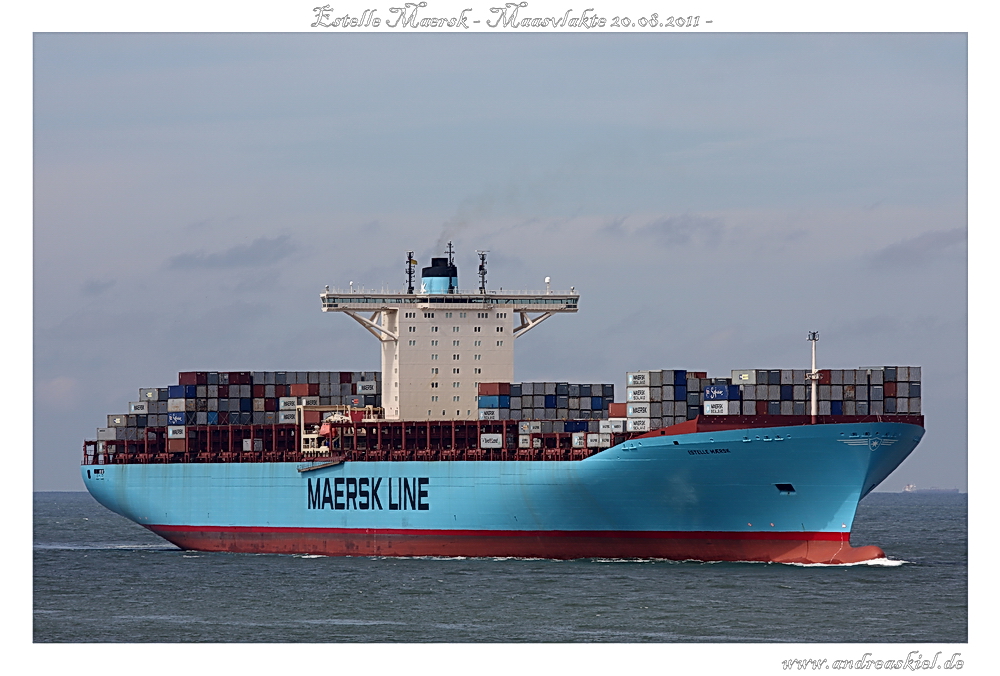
left=405, top=251, right=415, bottom=295
left=807, top=331, right=819, bottom=423
left=476, top=250, right=488, bottom=294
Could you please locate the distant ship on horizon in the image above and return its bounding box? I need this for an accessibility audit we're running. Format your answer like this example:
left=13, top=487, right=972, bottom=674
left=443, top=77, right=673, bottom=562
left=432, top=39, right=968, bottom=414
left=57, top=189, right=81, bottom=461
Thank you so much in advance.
left=902, top=484, right=960, bottom=494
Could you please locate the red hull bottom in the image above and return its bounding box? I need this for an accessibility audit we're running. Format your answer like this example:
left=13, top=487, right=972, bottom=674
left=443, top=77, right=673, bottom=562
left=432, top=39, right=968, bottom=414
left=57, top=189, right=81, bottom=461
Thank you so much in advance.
left=148, top=526, right=885, bottom=565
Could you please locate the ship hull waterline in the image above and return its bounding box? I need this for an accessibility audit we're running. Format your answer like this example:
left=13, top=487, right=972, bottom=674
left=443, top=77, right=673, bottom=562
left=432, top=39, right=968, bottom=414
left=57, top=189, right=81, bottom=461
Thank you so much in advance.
left=82, top=421, right=923, bottom=565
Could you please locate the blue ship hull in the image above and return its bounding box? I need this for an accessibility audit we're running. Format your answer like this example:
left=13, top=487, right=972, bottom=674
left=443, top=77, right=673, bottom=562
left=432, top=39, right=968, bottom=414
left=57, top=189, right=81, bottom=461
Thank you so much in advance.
left=82, top=420, right=923, bottom=563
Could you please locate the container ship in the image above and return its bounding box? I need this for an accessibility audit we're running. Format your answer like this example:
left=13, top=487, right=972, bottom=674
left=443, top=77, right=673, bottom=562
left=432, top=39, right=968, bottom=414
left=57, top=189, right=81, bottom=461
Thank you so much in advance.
left=81, top=244, right=924, bottom=564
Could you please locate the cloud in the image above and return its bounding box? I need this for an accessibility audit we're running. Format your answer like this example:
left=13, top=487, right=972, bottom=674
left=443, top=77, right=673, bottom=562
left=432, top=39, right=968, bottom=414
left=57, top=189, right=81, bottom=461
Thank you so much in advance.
left=36, top=376, right=78, bottom=407
left=868, top=228, right=966, bottom=269
left=80, top=279, right=115, bottom=296
left=640, top=214, right=726, bottom=247
left=168, top=234, right=296, bottom=270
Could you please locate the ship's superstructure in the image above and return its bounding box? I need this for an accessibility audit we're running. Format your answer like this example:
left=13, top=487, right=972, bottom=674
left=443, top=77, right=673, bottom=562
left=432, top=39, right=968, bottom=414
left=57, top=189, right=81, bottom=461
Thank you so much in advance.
left=320, top=245, right=578, bottom=420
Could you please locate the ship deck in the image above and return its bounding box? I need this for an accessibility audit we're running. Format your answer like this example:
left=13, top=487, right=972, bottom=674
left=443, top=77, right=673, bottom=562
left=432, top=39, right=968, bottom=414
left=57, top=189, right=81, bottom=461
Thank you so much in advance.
left=82, top=414, right=922, bottom=466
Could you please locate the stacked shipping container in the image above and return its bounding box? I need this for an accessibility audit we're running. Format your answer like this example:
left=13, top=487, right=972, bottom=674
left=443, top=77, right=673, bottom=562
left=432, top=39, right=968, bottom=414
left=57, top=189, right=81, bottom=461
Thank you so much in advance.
left=476, top=382, right=614, bottom=422
left=727, top=366, right=921, bottom=417
left=96, top=371, right=381, bottom=445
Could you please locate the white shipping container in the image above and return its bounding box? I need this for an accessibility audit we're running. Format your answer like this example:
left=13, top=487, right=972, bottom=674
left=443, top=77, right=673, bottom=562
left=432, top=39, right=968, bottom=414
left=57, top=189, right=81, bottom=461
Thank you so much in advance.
left=626, top=371, right=649, bottom=387
left=599, top=433, right=612, bottom=447
left=626, top=418, right=650, bottom=432
left=480, top=433, right=502, bottom=448
left=108, top=414, right=127, bottom=427
left=478, top=408, right=499, bottom=420
left=96, top=428, right=116, bottom=441
left=703, top=401, right=728, bottom=416
left=518, top=434, right=531, bottom=448
left=278, top=411, right=297, bottom=424
left=356, top=381, right=379, bottom=394
left=300, top=397, right=320, bottom=406
left=139, top=388, right=158, bottom=400
left=571, top=432, right=586, bottom=448
left=732, top=369, right=757, bottom=385
left=129, top=401, right=149, bottom=414
left=279, top=397, right=298, bottom=410
left=627, top=403, right=651, bottom=417
left=167, top=399, right=186, bottom=412
left=167, top=425, right=186, bottom=439
left=586, top=433, right=601, bottom=448
left=626, top=387, right=650, bottom=402
left=242, top=438, right=263, bottom=451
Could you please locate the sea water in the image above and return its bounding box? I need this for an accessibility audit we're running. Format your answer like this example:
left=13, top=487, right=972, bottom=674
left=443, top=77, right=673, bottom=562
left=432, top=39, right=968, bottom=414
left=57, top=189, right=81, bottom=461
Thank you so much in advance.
left=33, top=491, right=966, bottom=643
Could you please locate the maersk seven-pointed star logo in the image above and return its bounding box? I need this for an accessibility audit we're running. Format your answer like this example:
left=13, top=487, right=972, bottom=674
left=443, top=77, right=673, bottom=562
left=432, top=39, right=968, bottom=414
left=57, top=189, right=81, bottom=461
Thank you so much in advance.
left=838, top=436, right=898, bottom=451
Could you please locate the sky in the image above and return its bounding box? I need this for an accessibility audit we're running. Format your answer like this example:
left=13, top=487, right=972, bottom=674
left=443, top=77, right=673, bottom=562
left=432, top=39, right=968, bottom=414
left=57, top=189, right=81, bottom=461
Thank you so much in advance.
left=29, top=22, right=970, bottom=493
left=12, top=0, right=992, bottom=669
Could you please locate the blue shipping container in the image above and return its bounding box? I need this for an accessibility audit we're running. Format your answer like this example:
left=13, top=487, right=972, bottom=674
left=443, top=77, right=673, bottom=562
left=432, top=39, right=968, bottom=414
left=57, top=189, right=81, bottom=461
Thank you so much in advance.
left=207, top=411, right=219, bottom=425
left=591, top=396, right=603, bottom=410
left=564, top=420, right=588, bottom=433
left=544, top=394, right=557, bottom=408
left=674, top=386, right=687, bottom=401
left=781, top=385, right=794, bottom=401
left=167, top=412, right=185, bottom=425
left=831, top=400, right=844, bottom=416
left=674, top=370, right=687, bottom=386
left=240, top=398, right=252, bottom=412
left=168, top=385, right=185, bottom=399
left=478, top=395, right=499, bottom=409
left=728, top=385, right=741, bottom=400
left=704, top=385, right=728, bottom=401
left=498, top=395, right=510, bottom=409
left=185, top=384, right=198, bottom=399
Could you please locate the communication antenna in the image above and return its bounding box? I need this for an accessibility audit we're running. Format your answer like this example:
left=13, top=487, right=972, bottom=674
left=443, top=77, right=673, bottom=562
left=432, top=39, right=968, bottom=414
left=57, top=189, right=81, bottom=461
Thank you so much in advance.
left=405, top=251, right=416, bottom=294
left=807, top=331, right=820, bottom=423
left=476, top=250, right=489, bottom=294
left=545, top=276, right=551, bottom=294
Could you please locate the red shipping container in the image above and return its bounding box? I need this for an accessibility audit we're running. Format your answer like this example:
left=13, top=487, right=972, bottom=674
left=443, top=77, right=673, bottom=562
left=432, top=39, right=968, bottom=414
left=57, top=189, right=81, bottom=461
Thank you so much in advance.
left=290, top=383, right=310, bottom=396
left=252, top=384, right=266, bottom=398
left=178, top=372, right=198, bottom=385
left=340, top=371, right=353, bottom=384
left=690, top=372, right=707, bottom=379
left=498, top=382, right=511, bottom=396
left=196, top=372, right=208, bottom=385
left=264, top=398, right=277, bottom=412
left=608, top=402, right=627, bottom=418
left=756, top=400, right=768, bottom=416
left=303, top=410, right=322, bottom=425
left=218, top=384, right=229, bottom=397
left=479, top=383, right=500, bottom=396
left=818, top=370, right=832, bottom=385
left=884, top=382, right=897, bottom=397
left=168, top=439, right=187, bottom=453
left=308, top=383, right=320, bottom=396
